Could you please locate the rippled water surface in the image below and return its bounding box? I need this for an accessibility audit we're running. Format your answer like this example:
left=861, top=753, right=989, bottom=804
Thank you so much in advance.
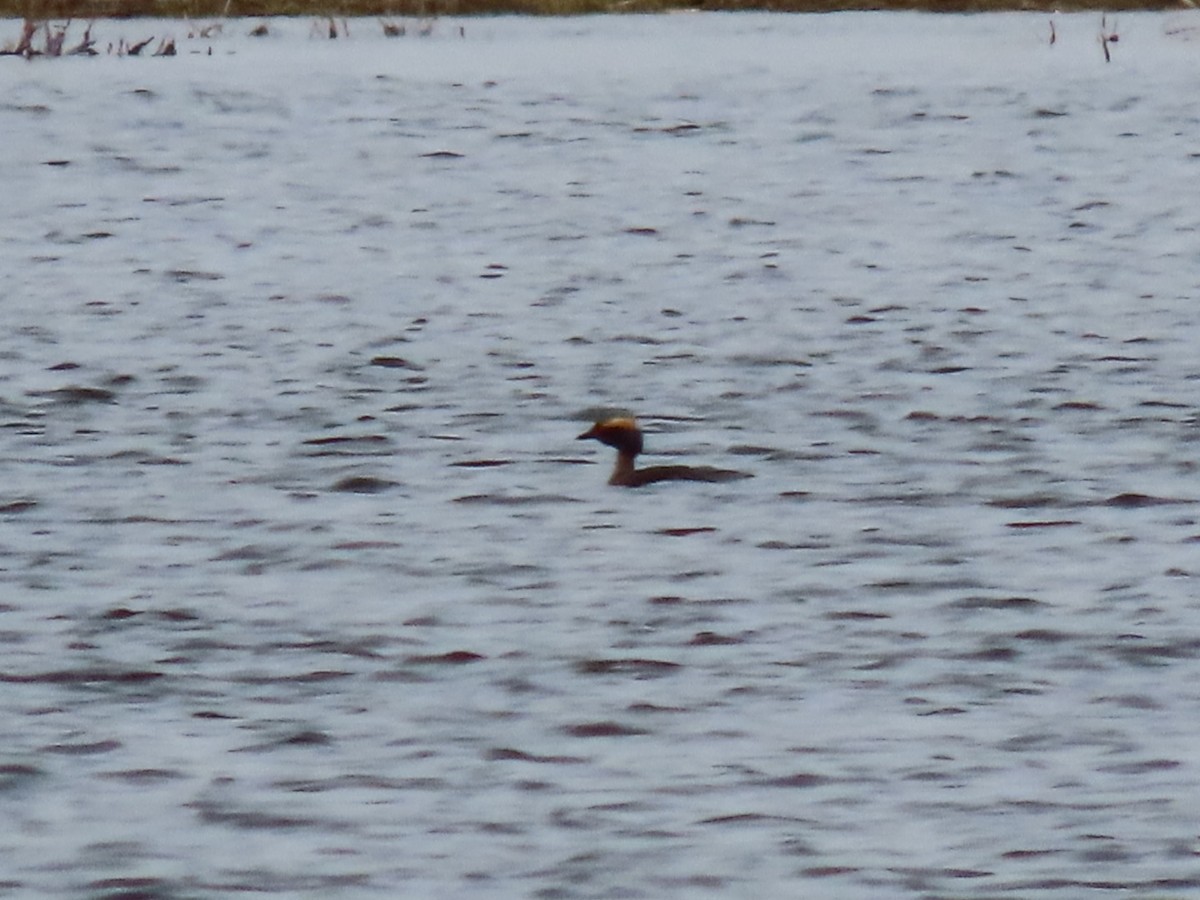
left=3, top=12, right=1200, bottom=898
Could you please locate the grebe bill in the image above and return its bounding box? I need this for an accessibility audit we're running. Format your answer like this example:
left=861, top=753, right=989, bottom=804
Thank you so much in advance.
left=577, top=416, right=750, bottom=487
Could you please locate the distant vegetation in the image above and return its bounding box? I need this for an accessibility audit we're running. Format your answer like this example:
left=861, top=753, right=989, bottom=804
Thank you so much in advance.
left=0, top=0, right=1188, bottom=16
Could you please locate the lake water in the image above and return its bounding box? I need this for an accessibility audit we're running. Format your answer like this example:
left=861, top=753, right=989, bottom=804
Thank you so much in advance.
left=2, top=11, right=1200, bottom=898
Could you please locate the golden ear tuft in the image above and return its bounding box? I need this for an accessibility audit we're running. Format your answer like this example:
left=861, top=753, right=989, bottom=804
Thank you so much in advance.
left=600, top=416, right=639, bottom=431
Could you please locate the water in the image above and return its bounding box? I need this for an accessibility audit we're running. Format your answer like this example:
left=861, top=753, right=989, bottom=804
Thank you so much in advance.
left=2, top=11, right=1200, bottom=898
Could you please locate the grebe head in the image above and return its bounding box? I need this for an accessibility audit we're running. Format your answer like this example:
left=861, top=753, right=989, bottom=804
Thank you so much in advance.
left=577, top=416, right=643, bottom=457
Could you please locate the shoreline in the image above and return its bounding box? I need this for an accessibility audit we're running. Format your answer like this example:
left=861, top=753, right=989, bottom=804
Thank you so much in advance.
left=1, top=0, right=1192, bottom=18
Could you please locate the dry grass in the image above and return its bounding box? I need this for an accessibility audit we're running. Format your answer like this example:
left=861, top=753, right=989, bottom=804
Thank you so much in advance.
left=0, top=0, right=1187, bottom=16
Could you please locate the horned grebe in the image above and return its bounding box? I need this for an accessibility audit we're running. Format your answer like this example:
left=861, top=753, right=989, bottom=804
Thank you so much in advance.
left=577, top=416, right=750, bottom=487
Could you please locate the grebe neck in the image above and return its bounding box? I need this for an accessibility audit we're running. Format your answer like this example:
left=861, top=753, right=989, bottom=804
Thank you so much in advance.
left=608, top=450, right=639, bottom=486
